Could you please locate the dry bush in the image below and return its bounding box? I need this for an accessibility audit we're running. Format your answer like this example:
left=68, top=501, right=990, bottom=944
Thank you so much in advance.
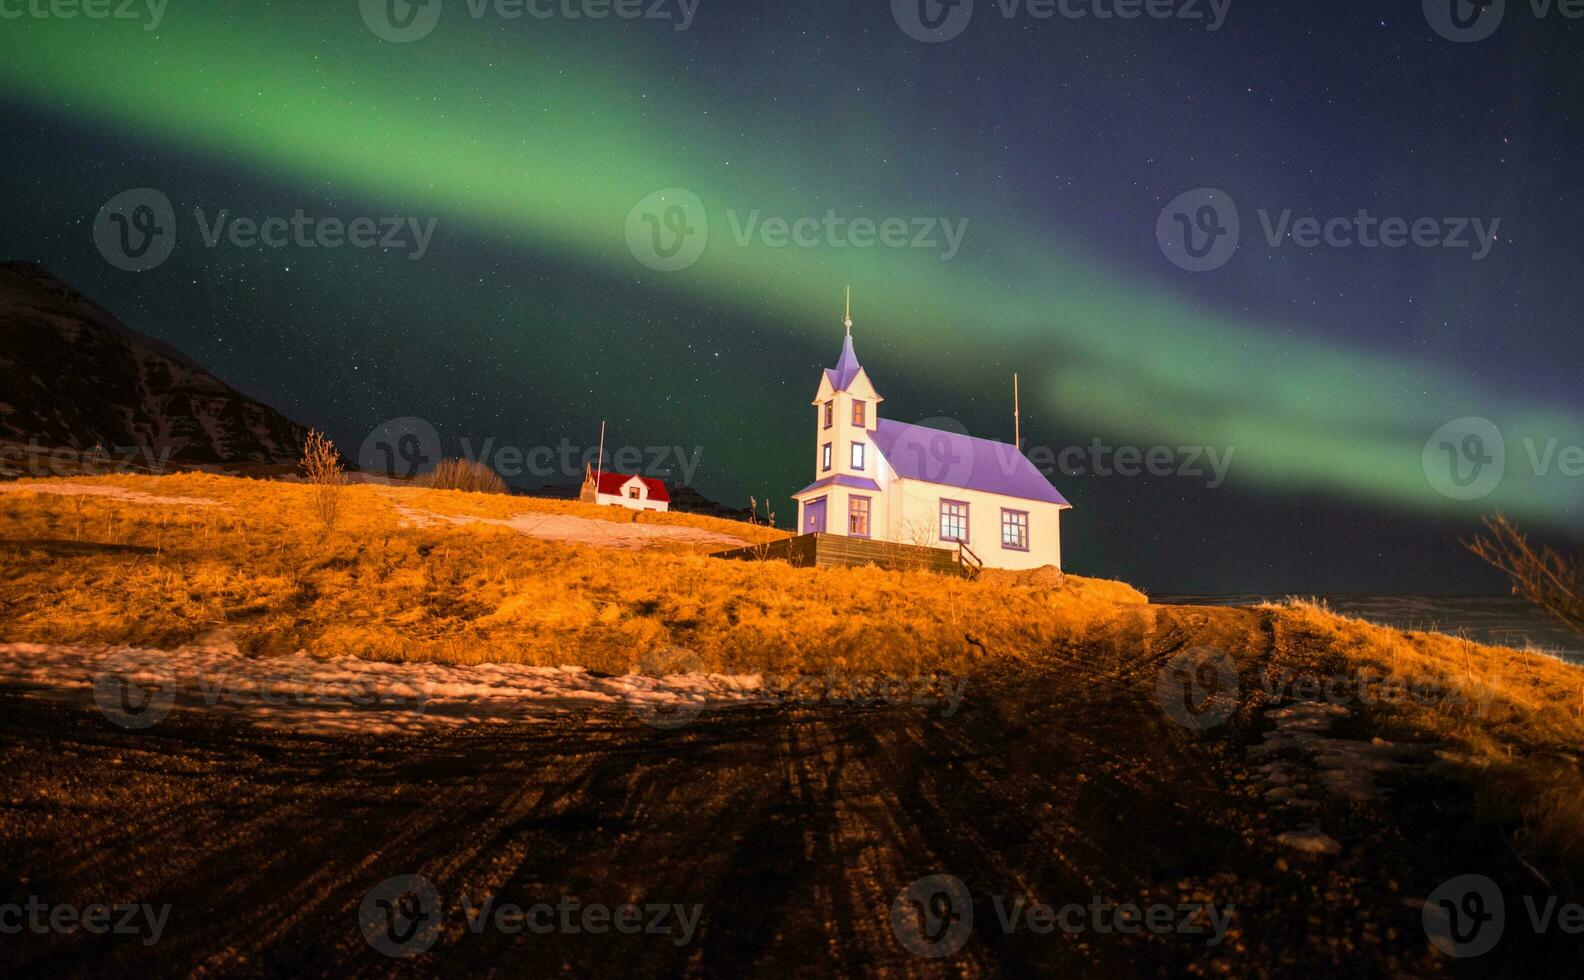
left=1468, top=514, right=1584, bottom=639
left=418, top=458, right=509, bottom=495
left=299, top=429, right=346, bottom=533
left=747, top=495, right=777, bottom=561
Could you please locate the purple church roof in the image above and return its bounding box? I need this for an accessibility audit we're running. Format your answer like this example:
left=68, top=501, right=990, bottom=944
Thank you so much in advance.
left=794, top=474, right=881, bottom=496
left=872, top=419, right=1070, bottom=506
left=823, top=334, right=864, bottom=392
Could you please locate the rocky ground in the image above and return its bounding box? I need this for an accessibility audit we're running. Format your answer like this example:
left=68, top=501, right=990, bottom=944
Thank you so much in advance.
left=2, top=605, right=1579, bottom=977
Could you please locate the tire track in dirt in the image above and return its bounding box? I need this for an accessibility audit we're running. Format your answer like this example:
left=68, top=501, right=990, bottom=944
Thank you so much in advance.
left=5, top=608, right=1576, bottom=977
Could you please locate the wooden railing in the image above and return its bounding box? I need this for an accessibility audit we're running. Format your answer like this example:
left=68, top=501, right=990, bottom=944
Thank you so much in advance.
left=956, top=540, right=983, bottom=579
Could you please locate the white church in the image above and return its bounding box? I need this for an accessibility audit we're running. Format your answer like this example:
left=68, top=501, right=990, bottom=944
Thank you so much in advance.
left=791, top=298, right=1071, bottom=571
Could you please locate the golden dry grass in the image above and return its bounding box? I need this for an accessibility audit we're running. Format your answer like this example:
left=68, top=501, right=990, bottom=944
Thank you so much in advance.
left=416, top=458, right=509, bottom=494
left=0, top=473, right=1136, bottom=676
left=1260, top=598, right=1584, bottom=871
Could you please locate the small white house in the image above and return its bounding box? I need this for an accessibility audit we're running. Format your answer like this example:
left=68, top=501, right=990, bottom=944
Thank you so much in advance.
left=580, top=464, right=671, bottom=512
left=791, top=314, right=1071, bottom=571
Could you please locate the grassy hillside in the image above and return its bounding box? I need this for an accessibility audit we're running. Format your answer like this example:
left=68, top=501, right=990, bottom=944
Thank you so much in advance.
left=4, top=472, right=1584, bottom=879
left=0, top=473, right=1141, bottom=674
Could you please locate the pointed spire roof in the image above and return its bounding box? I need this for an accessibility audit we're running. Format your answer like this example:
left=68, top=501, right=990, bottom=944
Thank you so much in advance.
left=823, top=286, right=866, bottom=392
left=825, top=333, right=863, bottom=392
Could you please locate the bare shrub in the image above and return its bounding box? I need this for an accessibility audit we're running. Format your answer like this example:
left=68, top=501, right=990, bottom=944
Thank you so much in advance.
left=299, top=429, right=346, bottom=533
left=748, top=496, right=777, bottom=561
left=419, top=458, right=509, bottom=495
left=1467, top=514, right=1584, bottom=639
left=893, top=517, right=940, bottom=573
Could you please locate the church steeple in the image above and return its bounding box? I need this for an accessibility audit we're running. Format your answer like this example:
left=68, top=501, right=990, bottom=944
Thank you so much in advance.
left=827, top=286, right=863, bottom=392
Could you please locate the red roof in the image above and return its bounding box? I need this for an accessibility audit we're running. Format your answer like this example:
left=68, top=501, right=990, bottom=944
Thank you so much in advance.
left=592, top=471, right=670, bottom=503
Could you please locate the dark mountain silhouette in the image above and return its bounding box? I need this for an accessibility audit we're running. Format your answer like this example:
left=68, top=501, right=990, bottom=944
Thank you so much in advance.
left=0, top=263, right=308, bottom=467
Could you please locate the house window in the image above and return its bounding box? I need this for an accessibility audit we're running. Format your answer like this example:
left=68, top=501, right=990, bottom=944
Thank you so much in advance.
left=852, top=400, right=866, bottom=427
left=848, top=496, right=871, bottom=537
left=628, top=485, right=641, bottom=500
left=823, top=401, right=833, bottom=429
left=940, top=499, right=969, bottom=542
left=850, top=442, right=866, bottom=470
left=1001, top=509, right=1029, bottom=551
left=821, top=443, right=832, bottom=472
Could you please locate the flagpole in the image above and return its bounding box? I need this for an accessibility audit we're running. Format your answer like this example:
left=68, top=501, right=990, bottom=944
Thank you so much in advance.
left=1013, top=374, right=1021, bottom=452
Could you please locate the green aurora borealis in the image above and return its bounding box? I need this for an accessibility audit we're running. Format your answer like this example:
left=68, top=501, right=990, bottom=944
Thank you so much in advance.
left=3, top=4, right=1581, bottom=540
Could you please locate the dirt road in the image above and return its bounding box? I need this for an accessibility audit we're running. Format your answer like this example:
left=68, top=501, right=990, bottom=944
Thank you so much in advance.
left=1, top=607, right=1577, bottom=977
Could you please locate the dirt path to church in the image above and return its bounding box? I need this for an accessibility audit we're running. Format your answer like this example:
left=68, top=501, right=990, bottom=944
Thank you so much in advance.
left=387, top=498, right=751, bottom=551
left=1, top=605, right=1576, bottom=977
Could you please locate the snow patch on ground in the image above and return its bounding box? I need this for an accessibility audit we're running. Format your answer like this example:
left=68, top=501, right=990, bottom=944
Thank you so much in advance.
left=1250, top=700, right=1440, bottom=860
left=0, top=482, right=222, bottom=508
left=0, top=641, right=768, bottom=734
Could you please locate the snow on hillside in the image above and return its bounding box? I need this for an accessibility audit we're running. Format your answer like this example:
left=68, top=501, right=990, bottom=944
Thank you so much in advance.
left=0, top=641, right=770, bottom=734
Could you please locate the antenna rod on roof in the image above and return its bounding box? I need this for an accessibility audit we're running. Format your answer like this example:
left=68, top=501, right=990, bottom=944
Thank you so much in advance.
left=596, top=420, right=606, bottom=487
left=1013, top=373, right=1021, bottom=452
left=844, top=285, right=852, bottom=335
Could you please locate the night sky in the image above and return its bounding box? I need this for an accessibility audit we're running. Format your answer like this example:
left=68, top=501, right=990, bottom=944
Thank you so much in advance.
left=3, top=1, right=1581, bottom=594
